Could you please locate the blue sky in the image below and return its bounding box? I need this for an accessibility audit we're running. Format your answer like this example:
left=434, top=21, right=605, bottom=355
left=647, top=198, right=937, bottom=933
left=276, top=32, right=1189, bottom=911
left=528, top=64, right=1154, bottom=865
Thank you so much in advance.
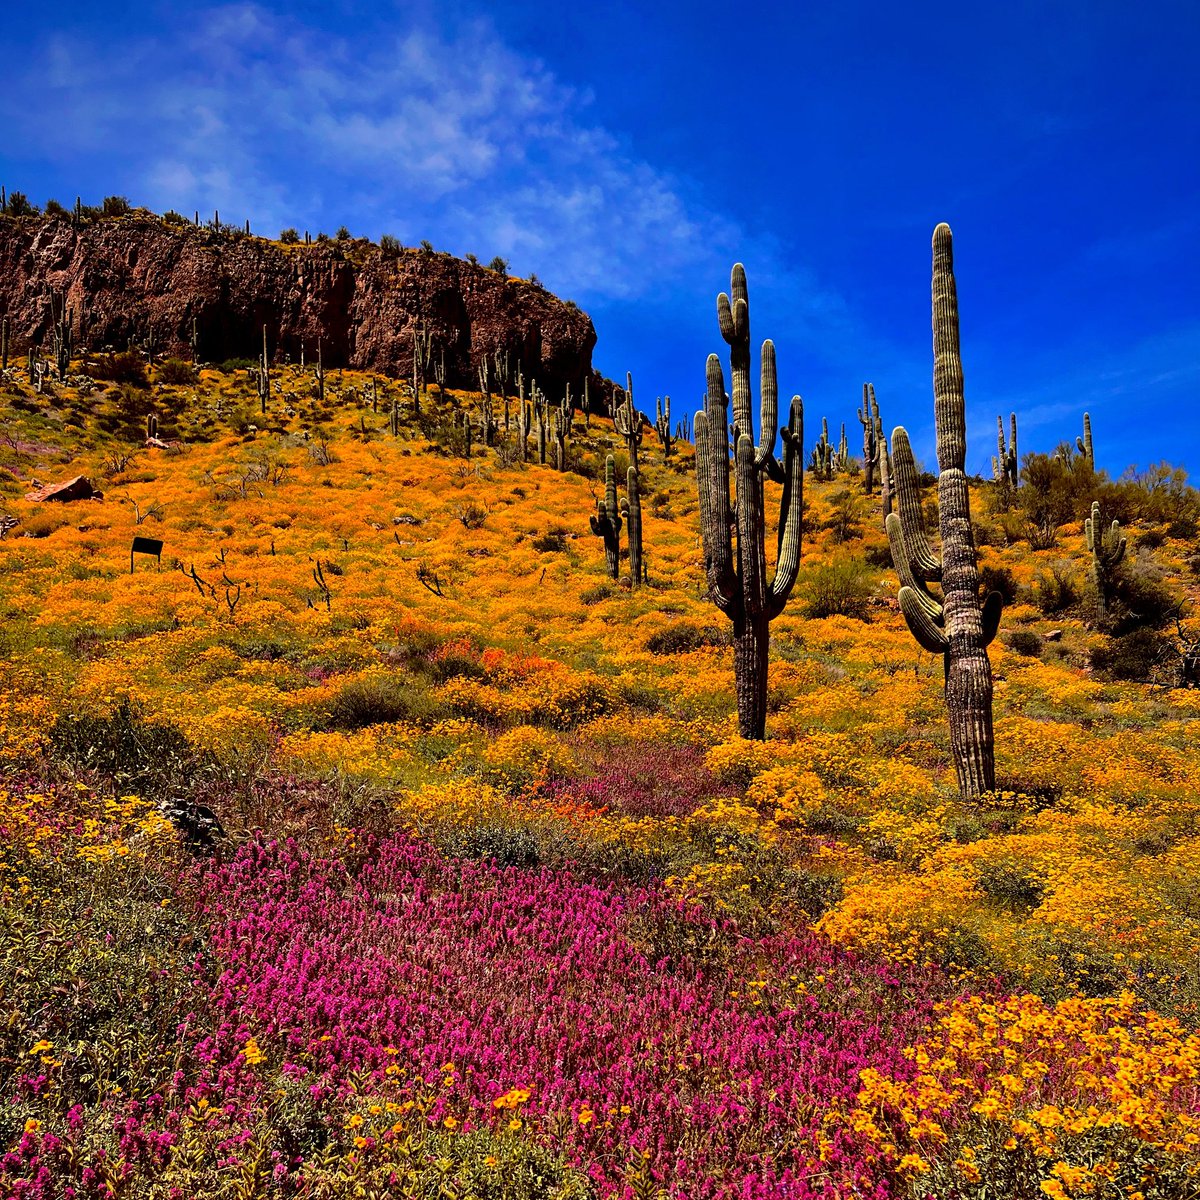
left=2, top=0, right=1198, bottom=477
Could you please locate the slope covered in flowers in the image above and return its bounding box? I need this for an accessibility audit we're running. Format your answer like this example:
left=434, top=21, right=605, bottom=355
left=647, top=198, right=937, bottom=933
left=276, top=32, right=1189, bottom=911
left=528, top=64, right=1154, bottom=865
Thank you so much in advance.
left=1, top=358, right=1198, bottom=1198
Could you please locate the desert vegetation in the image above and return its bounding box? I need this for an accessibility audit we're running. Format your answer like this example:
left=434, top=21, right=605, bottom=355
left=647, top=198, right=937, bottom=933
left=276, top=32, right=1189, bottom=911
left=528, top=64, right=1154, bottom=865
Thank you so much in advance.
left=0, top=209, right=1198, bottom=1199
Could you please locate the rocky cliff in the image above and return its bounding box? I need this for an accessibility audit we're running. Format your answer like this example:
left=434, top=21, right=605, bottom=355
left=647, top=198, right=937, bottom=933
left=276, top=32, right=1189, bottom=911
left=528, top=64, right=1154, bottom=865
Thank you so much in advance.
left=0, top=213, right=598, bottom=400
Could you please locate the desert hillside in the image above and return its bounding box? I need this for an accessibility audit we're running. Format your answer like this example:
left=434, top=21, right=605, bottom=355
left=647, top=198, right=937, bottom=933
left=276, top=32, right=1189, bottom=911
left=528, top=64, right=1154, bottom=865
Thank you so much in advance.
left=1, top=237, right=1199, bottom=1198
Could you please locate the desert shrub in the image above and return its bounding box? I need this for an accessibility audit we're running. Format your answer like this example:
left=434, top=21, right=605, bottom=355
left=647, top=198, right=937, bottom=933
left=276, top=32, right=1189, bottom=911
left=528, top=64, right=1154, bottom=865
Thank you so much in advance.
left=805, top=804, right=861, bottom=837
left=978, top=564, right=1019, bottom=605
left=580, top=583, right=614, bottom=605
left=644, top=622, right=728, bottom=655
left=863, top=540, right=895, bottom=569
left=279, top=227, right=299, bottom=243
left=798, top=558, right=874, bottom=620
left=322, top=673, right=443, bottom=730
left=779, top=867, right=845, bottom=919
left=157, top=358, right=197, bottom=385
left=1019, top=452, right=1091, bottom=540
left=532, top=529, right=568, bottom=552
left=17, top=509, right=72, bottom=538
left=489, top=255, right=509, bottom=275
left=436, top=821, right=544, bottom=869
left=50, top=699, right=222, bottom=802
left=101, top=195, right=131, bottom=217
left=163, top=208, right=188, bottom=225
left=1006, top=629, right=1042, bottom=657
left=92, top=351, right=149, bottom=387
left=6, top=191, right=38, bottom=216
left=977, top=862, right=1045, bottom=910
left=44, top=198, right=68, bottom=219
left=1033, top=560, right=1080, bottom=614
left=379, top=233, right=401, bottom=256
left=822, top=490, right=864, bottom=543
left=1089, top=629, right=1173, bottom=681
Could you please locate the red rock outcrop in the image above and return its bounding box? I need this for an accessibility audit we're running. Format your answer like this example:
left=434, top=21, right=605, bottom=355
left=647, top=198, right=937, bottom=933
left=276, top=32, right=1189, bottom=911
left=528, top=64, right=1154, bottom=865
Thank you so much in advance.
left=24, top=475, right=99, bottom=503
left=0, top=213, right=598, bottom=400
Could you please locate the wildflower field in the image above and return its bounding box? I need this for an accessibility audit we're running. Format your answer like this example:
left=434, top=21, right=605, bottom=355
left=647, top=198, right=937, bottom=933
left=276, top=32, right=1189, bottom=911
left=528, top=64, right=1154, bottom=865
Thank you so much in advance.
left=1, top=349, right=1198, bottom=1199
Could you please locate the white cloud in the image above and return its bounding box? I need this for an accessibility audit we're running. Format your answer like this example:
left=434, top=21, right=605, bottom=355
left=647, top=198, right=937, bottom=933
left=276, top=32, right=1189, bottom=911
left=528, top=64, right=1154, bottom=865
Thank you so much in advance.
left=0, top=4, right=836, bottom=314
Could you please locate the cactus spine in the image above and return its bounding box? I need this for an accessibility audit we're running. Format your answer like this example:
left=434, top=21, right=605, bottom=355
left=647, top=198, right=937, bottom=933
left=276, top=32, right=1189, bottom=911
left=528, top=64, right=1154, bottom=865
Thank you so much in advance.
left=994, top=412, right=1018, bottom=488
left=694, top=263, right=804, bottom=741
left=886, top=224, right=1001, bottom=801
left=1077, top=412, right=1094, bottom=469
left=1085, top=499, right=1125, bottom=612
left=590, top=455, right=623, bottom=579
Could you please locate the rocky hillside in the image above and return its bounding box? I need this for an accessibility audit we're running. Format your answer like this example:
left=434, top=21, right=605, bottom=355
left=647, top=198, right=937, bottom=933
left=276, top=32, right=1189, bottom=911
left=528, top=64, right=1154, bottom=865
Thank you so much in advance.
left=0, top=211, right=598, bottom=398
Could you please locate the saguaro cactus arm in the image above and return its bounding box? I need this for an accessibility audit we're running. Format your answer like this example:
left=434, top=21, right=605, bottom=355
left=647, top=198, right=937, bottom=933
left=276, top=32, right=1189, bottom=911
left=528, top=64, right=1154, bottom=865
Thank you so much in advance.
left=695, top=354, right=738, bottom=614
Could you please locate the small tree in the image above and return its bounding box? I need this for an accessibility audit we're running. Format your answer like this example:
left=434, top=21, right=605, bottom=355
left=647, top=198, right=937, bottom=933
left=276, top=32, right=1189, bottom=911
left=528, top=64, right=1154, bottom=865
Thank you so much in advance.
left=489, top=256, right=509, bottom=276
left=102, top=195, right=131, bottom=217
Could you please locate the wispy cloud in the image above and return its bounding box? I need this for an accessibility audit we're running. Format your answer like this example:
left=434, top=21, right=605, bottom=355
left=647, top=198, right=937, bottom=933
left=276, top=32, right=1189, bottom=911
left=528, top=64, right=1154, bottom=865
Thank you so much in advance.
left=1, top=6, right=762, bottom=306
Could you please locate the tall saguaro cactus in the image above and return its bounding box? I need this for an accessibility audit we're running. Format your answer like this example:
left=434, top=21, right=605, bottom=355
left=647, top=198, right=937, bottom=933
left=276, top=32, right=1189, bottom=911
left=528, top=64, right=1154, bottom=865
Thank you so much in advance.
left=590, top=455, right=623, bottom=579
left=695, top=264, right=804, bottom=741
left=886, top=224, right=1002, bottom=801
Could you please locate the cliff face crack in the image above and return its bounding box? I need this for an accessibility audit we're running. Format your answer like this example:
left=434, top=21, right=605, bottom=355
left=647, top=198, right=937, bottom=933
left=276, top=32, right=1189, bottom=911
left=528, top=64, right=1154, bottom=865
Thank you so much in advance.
left=0, top=215, right=597, bottom=397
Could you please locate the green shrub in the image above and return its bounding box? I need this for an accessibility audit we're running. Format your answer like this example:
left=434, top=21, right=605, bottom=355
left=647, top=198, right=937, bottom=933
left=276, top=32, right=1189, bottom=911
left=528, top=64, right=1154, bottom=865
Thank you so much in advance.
left=101, top=195, right=131, bottom=217
left=279, top=227, right=299, bottom=244
left=977, top=862, right=1044, bottom=910
left=1033, top=561, right=1079, bottom=615
left=323, top=674, right=444, bottom=729
left=92, top=351, right=149, bottom=387
left=978, top=563, right=1019, bottom=605
left=798, top=558, right=874, bottom=620
left=50, top=700, right=223, bottom=802
left=580, top=583, right=614, bottom=605
left=644, top=623, right=728, bottom=655
left=1006, top=630, right=1042, bottom=657
left=1089, top=629, right=1172, bottom=681
left=157, top=358, right=197, bottom=385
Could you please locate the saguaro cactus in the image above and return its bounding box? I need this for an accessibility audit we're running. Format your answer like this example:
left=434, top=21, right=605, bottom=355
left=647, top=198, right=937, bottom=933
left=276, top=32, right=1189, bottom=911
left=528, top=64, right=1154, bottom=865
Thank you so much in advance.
left=812, top=418, right=835, bottom=480
left=590, top=455, right=623, bottom=578
left=614, top=372, right=644, bottom=473
left=695, top=263, right=804, bottom=741
left=258, top=325, right=270, bottom=414
left=654, top=395, right=673, bottom=459
left=886, top=224, right=1002, bottom=801
left=1077, top=412, right=1094, bottom=469
left=1085, top=499, right=1125, bottom=612
left=994, top=413, right=1018, bottom=488
left=625, top=466, right=643, bottom=584
left=859, top=383, right=879, bottom=494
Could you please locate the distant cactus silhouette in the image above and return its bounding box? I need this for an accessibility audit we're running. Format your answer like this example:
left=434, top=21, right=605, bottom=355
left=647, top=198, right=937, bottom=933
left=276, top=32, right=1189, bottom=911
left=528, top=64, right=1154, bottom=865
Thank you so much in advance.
left=590, top=455, right=623, bottom=579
